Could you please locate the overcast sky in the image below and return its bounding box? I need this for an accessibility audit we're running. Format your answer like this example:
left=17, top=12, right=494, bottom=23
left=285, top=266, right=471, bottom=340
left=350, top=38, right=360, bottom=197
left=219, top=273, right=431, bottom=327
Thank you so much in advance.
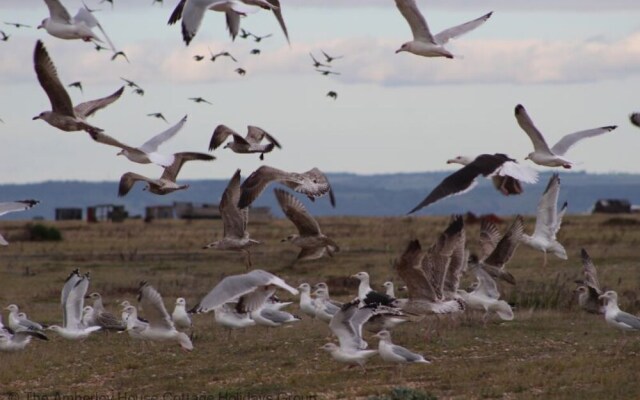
left=1, top=0, right=640, bottom=185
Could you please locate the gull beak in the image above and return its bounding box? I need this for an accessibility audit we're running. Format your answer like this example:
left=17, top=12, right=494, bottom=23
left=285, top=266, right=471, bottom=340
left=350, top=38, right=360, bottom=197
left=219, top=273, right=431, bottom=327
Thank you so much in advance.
left=395, top=48, right=403, bottom=54
left=37, top=24, right=44, bottom=29
left=524, top=156, right=529, bottom=160
left=446, top=159, right=455, bottom=164
left=32, top=115, right=40, bottom=120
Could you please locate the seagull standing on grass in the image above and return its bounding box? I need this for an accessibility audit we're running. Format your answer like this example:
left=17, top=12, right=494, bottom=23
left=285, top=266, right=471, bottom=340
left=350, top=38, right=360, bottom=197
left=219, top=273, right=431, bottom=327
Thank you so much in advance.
left=374, top=330, right=430, bottom=365
left=394, top=0, right=492, bottom=59
left=599, top=291, right=640, bottom=332
left=171, top=298, right=193, bottom=331
left=515, top=104, right=617, bottom=169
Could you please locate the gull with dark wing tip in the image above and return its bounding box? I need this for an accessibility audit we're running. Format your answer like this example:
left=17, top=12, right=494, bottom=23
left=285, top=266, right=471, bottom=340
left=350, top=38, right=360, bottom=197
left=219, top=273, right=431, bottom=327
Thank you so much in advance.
left=1, top=317, right=48, bottom=352
left=409, top=154, right=538, bottom=214
left=209, top=124, right=281, bottom=160
left=5, top=305, right=45, bottom=333
left=202, top=169, right=260, bottom=267
left=321, top=50, right=343, bottom=63
left=394, top=0, right=492, bottom=58
left=599, top=291, right=640, bottom=332
left=190, top=269, right=298, bottom=314
left=100, top=0, right=114, bottom=9
left=630, top=113, right=640, bottom=128
left=448, top=155, right=526, bottom=196
left=0, top=200, right=39, bottom=246
left=352, top=272, right=397, bottom=308
left=147, top=112, right=168, bottom=123
left=515, top=104, right=617, bottom=169
left=39, top=0, right=116, bottom=51
left=189, top=96, right=212, bottom=105
left=520, top=173, right=568, bottom=266
left=89, top=115, right=187, bottom=167
left=239, top=165, right=336, bottom=209
left=275, top=189, right=339, bottom=262
left=478, top=216, right=524, bottom=285
left=574, top=248, right=604, bottom=314
left=33, top=41, right=124, bottom=134
left=117, top=152, right=215, bottom=197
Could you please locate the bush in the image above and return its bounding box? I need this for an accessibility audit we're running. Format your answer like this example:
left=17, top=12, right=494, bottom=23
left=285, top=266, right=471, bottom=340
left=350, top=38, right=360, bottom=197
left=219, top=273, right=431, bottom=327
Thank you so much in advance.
left=369, top=387, right=438, bottom=400
left=26, top=223, right=63, bottom=242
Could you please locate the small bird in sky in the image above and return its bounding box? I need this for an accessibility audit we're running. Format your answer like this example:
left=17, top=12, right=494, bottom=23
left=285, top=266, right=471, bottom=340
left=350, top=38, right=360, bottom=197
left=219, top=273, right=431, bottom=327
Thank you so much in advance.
left=209, top=48, right=237, bottom=62
left=310, top=53, right=330, bottom=69
left=239, top=29, right=252, bottom=39
left=68, top=82, right=83, bottom=93
left=4, top=22, right=31, bottom=29
left=235, top=68, right=247, bottom=76
left=193, top=54, right=205, bottom=61
left=121, top=78, right=140, bottom=89
left=251, top=33, right=272, bottom=42
left=316, top=69, right=340, bottom=76
left=133, top=88, right=145, bottom=96
left=0, top=31, right=10, bottom=41
left=147, top=113, right=168, bottom=123
left=189, top=97, right=212, bottom=105
left=326, top=91, right=338, bottom=100
left=111, top=51, right=129, bottom=63
left=250, top=49, right=261, bottom=55
left=321, top=50, right=344, bottom=63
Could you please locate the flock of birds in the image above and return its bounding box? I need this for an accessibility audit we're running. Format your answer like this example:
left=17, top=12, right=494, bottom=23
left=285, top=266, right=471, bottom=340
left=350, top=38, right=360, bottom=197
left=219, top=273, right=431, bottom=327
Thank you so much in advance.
left=1, top=0, right=640, bottom=375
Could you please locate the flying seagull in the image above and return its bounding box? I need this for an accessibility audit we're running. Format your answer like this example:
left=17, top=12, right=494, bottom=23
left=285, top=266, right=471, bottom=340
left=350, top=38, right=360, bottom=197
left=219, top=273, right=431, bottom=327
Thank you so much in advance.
left=147, top=112, right=168, bottom=123
left=250, top=48, right=261, bottom=55
left=394, top=0, right=492, bottom=58
left=251, top=32, right=272, bottom=42
left=209, top=124, right=281, bottom=160
left=316, top=69, right=340, bottom=76
left=520, top=173, right=568, bottom=266
left=239, top=165, right=336, bottom=209
left=67, top=81, right=82, bottom=93
left=326, top=91, right=338, bottom=100
left=408, top=154, right=538, bottom=214
left=121, top=77, right=141, bottom=89
left=33, top=41, right=124, bottom=134
left=447, top=155, right=525, bottom=196
left=477, top=216, right=524, bottom=285
left=117, top=152, right=215, bottom=196
left=458, top=256, right=514, bottom=323
left=515, top=104, right=617, bottom=169
left=94, top=43, right=108, bottom=51
left=4, top=22, right=32, bottom=29
left=88, top=115, right=188, bottom=167
left=111, top=51, right=130, bottom=63
left=193, top=54, right=205, bottom=61
left=189, top=96, right=212, bottom=105
left=38, top=0, right=116, bottom=51
left=0, top=31, right=10, bottom=41
left=133, top=88, right=145, bottom=96
left=239, top=28, right=252, bottom=39
left=574, top=248, right=604, bottom=314
left=235, top=68, right=246, bottom=76
left=201, top=170, right=260, bottom=267
left=310, top=53, right=330, bottom=68
left=0, top=200, right=40, bottom=245
left=190, top=269, right=298, bottom=314
left=209, top=49, right=237, bottom=62
left=321, top=50, right=343, bottom=63
left=275, top=188, right=339, bottom=261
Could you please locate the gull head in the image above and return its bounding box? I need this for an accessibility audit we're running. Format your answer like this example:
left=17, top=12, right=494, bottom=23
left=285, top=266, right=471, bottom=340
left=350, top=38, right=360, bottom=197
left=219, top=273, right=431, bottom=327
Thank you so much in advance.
left=447, top=156, right=473, bottom=166
left=320, top=343, right=339, bottom=352
left=5, top=304, right=18, bottom=312
left=47, top=325, right=62, bottom=332
left=37, top=19, right=48, bottom=30
left=32, top=111, right=48, bottom=120
left=374, top=330, right=392, bottom=341
left=382, top=281, right=393, bottom=290
left=281, top=234, right=297, bottom=243
left=117, top=150, right=126, bottom=157
left=598, top=290, right=618, bottom=304
left=395, top=42, right=410, bottom=54
left=351, top=271, right=369, bottom=282
left=297, top=283, right=311, bottom=293
left=573, top=286, right=587, bottom=294
left=524, top=153, right=534, bottom=161
left=86, top=292, right=101, bottom=301
left=175, top=297, right=186, bottom=306
left=314, top=282, right=328, bottom=291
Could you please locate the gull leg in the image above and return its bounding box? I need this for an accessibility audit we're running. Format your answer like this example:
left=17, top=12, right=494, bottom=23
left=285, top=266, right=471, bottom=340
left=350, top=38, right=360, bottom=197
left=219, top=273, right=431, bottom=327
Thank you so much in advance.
left=543, top=252, right=548, bottom=268
left=260, top=153, right=265, bottom=161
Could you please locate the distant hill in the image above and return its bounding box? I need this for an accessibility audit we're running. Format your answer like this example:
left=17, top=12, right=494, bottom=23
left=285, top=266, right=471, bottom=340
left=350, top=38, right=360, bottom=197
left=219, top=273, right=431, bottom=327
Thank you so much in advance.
left=2, top=171, right=640, bottom=220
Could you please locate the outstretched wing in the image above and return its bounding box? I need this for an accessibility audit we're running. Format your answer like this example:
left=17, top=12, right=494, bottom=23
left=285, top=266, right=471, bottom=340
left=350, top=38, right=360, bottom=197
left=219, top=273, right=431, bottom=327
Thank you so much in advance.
left=219, top=170, right=246, bottom=239
left=550, top=126, right=617, bottom=156
left=433, top=12, right=493, bottom=45
left=160, top=152, right=215, bottom=182
left=274, top=188, right=321, bottom=236
left=140, top=115, right=187, bottom=153
left=394, top=0, right=435, bottom=43
left=74, top=86, right=124, bottom=119
left=34, top=40, right=74, bottom=117
left=514, top=104, right=552, bottom=155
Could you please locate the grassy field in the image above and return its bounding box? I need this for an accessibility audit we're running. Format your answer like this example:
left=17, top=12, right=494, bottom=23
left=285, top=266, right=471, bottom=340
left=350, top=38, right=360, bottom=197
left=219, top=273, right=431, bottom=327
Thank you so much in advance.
left=1, top=214, right=639, bottom=400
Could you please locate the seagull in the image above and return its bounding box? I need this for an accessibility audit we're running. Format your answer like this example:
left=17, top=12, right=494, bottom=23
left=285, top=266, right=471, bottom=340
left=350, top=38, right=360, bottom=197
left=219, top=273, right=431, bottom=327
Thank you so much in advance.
left=132, top=282, right=193, bottom=351
left=5, top=305, right=45, bottom=333
left=121, top=305, right=149, bottom=340
left=477, top=216, right=524, bottom=285
left=133, top=88, right=145, bottom=96
left=86, top=292, right=126, bottom=331
left=209, top=49, right=237, bottom=62
left=209, top=124, right=282, bottom=160
left=276, top=189, right=339, bottom=262
left=382, top=282, right=397, bottom=298
left=33, top=41, right=124, bottom=134
left=48, top=269, right=102, bottom=339
left=574, top=248, right=604, bottom=314
left=458, top=256, right=514, bottom=323
left=121, top=77, right=141, bottom=89
left=147, top=112, right=168, bottom=123
left=352, top=272, right=397, bottom=308
left=0, top=315, right=48, bottom=352
left=630, top=113, right=640, bottom=128
left=4, top=22, right=32, bottom=29
left=193, top=54, right=205, bottom=61
left=321, top=50, right=343, bottom=63
left=94, top=43, right=108, bottom=51
left=316, top=69, right=340, bottom=76
left=89, top=115, right=187, bottom=167
left=250, top=49, right=261, bottom=55
left=313, top=288, right=341, bottom=323
left=202, top=170, right=260, bottom=267
left=374, top=330, right=430, bottom=364
left=214, top=303, right=255, bottom=331
left=239, top=165, right=336, bottom=209
left=394, top=0, right=492, bottom=58
left=67, top=81, right=83, bottom=93
left=297, top=283, right=319, bottom=318
left=251, top=32, right=272, bottom=42
left=189, top=96, right=212, bottom=105
left=190, top=269, right=299, bottom=315
left=599, top=291, right=640, bottom=332
left=235, top=68, right=246, bottom=76
left=326, top=91, right=338, bottom=100
left=447, top=155, right=527, bottom=196
left=38, top=0, right=116, bottom=51
left=171, top=298, right=192, bottom=331
left=239, top=28, right=252, bottom=38
left=111, top=51, right=130, bottom=63
left=252, top=306, right=300, bottom=327
left=310, top=53, right=330, bottom=68
left=520, top=173, right=568, bottom=266
left=515, top=104, right=617, bottom=169
left=0, top=31, right=10, bottom=41
left=408, top=154, right=538, bottom=214
left=168, top=0, right=289, bottom=45
left=0, top=200, right=39, bottom=245
left=117, top=152, right=215, bottom=196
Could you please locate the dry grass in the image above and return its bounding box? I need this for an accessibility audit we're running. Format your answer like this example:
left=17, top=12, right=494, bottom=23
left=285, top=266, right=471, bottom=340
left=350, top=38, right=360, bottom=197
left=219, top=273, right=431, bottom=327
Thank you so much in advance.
left=0, top=214, right=639, bottom=399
